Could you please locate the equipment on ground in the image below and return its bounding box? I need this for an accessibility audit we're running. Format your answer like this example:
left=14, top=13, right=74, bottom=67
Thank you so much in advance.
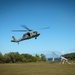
left=60, top=56, right=71, bottom=64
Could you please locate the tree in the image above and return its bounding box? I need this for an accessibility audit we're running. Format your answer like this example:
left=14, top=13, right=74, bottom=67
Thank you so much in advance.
left=35, top=54, right=41, bottom=62
left=62, top=52, right=75, bottom=60
left=13, top=52, right=21, bottom=62
left=3, top=54, right=11, bottom=63
left=5, top=52, right=21, bottom=63
left=21, top=54, right=36, bottom=62
left=0, top=52, right=3, bottom=63
left=40, top=54, right=46, bottom=62
left=0, top=52, right=48, bottom=63
left=21, top=54, right=28, bottom=62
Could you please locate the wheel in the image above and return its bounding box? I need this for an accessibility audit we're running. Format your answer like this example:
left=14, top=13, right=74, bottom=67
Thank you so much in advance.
left=35, top=37, right=37, bottom=39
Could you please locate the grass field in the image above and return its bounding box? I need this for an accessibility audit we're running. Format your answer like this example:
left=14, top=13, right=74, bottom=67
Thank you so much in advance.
left=0, top=62, right=75, bottom=75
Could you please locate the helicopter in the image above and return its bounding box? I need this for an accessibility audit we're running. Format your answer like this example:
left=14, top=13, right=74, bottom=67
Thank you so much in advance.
left=11, top=25, right=50, bottom=44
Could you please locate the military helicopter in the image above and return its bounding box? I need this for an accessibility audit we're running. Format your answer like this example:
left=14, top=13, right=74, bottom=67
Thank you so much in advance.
left=11, top=25, right=50, bottom=44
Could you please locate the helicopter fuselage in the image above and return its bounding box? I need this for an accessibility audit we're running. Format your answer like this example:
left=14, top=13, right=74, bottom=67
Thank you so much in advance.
left=22, top=31, right=40, bottom=40
left=11, top=25, right=49, bottom=44
left=11, top=31, right=40, bottom=43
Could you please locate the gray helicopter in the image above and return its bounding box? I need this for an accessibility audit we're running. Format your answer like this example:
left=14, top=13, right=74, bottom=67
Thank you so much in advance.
left=11, top=25, right=49, bottom=44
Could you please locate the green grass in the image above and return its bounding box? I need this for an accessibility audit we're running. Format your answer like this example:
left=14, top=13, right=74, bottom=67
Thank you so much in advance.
left=0, top=62, right=75, bottom=75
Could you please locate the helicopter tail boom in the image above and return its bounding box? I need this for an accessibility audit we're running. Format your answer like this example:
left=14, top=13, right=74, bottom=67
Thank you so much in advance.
left=11, top=36, right=19, bottom=44
left=12, top=36, right=16, bottom=40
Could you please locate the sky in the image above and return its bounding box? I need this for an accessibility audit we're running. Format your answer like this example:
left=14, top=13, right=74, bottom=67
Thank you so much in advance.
left=0, top=0, right=75, bottom=57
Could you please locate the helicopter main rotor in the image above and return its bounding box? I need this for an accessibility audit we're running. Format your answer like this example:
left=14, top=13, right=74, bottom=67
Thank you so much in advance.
left=21, top=25, right=32, bottom=31
left=12, top=25, right=32, bottom=32
left=12, top=25, right=50, bottom=32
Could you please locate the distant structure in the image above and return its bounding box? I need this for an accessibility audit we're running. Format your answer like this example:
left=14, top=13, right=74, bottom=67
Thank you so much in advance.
left=47, top=51, right=60, bottom=62
left=47, top=51, right=71, bottom=64
left=60, top=56, right=71, bottom=64
left=51, top=51, right=60, bottom=61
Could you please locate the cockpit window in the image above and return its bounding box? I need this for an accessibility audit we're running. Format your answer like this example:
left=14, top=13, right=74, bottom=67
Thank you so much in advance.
left=27, top=32, right=30, bottom=36
left=33, top=31, right=37, bottom=33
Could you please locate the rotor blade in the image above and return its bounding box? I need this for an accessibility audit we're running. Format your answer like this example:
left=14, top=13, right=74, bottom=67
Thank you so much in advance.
left=41, top=27, right=50, bottom=29
left=37, top=27, right=50, bottom=30
left=21, top=25, right=31, bottom=31
left=12, top=30, right=27, bottom=32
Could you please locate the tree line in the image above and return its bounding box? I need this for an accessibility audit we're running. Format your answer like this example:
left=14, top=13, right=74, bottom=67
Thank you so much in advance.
left=62, top=52, right=75, bottom=60
left=0, top=52, right=46, bottom=63
left=0, top=52, right=75, bottom=63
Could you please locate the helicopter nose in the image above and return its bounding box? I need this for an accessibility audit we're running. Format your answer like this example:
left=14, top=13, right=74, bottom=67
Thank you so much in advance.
left=38, top=33, right=40, bottom=36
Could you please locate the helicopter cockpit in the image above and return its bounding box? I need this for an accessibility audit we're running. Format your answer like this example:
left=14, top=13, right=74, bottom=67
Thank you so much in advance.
left=23, top=32, right=30, bottom=38
left=33, top=31, right=40, bottom=35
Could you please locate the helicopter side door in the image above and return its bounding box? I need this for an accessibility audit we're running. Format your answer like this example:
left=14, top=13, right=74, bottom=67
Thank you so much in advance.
left=23, top=33, right=30, bottom=38
left=23, top=32, right=32, bottom=38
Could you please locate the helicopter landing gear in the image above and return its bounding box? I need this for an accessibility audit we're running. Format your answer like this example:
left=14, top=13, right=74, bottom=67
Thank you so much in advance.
left=35, top=37, right=37, bottom=39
